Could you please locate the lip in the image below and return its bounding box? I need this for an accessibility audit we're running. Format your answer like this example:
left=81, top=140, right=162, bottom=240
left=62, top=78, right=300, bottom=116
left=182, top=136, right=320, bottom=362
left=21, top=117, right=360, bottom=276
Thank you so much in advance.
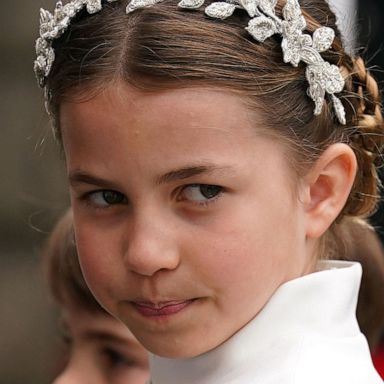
left=131, top=299, right=195, bottom=317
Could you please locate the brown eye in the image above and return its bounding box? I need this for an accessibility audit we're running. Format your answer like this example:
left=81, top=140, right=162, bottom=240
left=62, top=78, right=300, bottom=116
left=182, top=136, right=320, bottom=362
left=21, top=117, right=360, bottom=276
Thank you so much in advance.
left=199, top=185, right=222, bottom=199
left=181, top=184, right=222, bottom=203
left=102, top=347, right=136, bottom=368
left=102, top=191, right=125, bottom=205
left=88, top=190, right=127, bottom=207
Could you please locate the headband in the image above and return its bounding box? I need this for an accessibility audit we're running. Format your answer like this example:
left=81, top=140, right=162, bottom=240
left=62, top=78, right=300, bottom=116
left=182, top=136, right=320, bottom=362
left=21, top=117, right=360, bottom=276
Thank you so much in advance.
left=34, top=0, right=346, bottom=124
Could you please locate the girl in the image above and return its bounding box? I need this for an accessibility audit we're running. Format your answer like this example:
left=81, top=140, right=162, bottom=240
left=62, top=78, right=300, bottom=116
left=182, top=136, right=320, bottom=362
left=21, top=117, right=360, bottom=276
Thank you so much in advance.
left=35, top=0, right=383, bottom=382
left=42, top=209, right=150, bottom=383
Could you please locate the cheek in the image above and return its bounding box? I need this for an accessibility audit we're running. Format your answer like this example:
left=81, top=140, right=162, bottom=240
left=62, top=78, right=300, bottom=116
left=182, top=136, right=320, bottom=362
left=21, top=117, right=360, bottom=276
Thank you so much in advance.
left=186, top=212, right=267, bottom=282
left=189, top=197, right=299, bottom=289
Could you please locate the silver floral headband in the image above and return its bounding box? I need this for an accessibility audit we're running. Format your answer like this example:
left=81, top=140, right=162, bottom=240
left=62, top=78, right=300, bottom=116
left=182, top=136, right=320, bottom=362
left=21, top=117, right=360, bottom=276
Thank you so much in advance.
left=34, top=0, right=346, bottom=124
left=34, top=0, right=118, bottom=88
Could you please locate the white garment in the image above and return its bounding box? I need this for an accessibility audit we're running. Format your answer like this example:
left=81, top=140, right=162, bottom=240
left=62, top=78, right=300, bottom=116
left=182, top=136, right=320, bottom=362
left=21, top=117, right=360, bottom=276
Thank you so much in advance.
left=149, top=261, right=383, bottom=383
left=328, top=0, right=357, bottom=53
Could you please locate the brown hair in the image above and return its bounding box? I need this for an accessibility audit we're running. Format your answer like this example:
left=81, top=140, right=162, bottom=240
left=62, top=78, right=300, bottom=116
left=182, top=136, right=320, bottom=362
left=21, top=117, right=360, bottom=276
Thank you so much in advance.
left=45, top=0, right=383, bottom=255
left=42, top=209, right=105, bottom=313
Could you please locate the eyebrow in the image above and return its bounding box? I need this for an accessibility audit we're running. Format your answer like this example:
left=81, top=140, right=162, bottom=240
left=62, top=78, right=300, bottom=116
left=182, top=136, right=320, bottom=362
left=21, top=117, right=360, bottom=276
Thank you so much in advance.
left=69, top=164, right=233, bottom=189
left=68, top=171, right=121, bottom=189
left=155, top=164, right=232, bottom=185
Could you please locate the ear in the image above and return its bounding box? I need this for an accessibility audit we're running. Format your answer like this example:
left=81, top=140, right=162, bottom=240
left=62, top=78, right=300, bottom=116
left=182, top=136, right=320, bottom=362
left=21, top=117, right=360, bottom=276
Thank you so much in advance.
left=303, top=143, right=357, bottom=239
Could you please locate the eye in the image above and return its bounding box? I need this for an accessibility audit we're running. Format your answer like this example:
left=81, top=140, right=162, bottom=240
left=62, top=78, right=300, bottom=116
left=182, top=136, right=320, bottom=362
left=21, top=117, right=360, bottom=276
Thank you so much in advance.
left=87, top=190, right=127, bottom=207
left=102, top=347, right=136, bottom=368
left=179, top=184, right=223, bottom=204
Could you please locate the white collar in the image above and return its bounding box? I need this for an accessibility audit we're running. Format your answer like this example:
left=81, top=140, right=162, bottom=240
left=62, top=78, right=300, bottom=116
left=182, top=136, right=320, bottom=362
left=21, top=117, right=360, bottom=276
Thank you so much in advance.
left=149, top=261, right=379, bottom=383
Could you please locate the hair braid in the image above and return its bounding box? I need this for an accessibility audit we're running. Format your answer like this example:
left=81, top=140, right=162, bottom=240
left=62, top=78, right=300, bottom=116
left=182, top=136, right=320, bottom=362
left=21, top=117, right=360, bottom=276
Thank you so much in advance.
left=340, top=57, right=384, bottom=218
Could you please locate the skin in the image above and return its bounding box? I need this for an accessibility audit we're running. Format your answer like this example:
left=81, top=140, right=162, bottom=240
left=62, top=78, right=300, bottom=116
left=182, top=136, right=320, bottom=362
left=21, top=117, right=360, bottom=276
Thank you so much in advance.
left=53, top=305, right=149, bottom=384
left=60, top=83, right=356, bottom=358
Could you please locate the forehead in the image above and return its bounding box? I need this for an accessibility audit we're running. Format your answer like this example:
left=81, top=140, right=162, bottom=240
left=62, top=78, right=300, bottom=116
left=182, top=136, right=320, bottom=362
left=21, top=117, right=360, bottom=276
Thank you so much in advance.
left=60, top=83, right=264, bottom=143
left=59, top=83, right=294, bottom=187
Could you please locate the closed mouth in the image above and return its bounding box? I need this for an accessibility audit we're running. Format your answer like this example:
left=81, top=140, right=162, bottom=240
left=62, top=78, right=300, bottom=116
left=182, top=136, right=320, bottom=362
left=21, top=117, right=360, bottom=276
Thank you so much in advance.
left=131, top=299, right=195, bottom=317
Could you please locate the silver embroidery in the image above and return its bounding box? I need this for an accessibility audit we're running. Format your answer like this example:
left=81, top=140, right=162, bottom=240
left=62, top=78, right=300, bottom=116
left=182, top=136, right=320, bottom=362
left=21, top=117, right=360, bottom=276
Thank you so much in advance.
left=126, top=0, right=164, bottom=13
left=205, top=2, right=237, bottom=19
left=35, top=0, right=347, bottom=124
left=178, top=0, right=205, bottom=10
left=246, top=15, right=277, bottom=42
left=125, top=0, right=346, bottom=124
left=34, top=0, right=118, bottom=87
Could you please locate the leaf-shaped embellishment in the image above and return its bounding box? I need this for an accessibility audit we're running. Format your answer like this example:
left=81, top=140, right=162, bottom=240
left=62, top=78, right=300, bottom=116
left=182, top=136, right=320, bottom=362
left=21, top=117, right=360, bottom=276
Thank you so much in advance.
left=239, top=0, right=259, bottom=17
left=39, top=8, right=53, bottom=24
left=39, top=8, right=54, bottom=37
left=246, top=15, right=277, bottom=42
left=205, top=2, right=237, bottom=19
left=85, top=0, right=103, bottom=14
left=178, top=0, right=205, bottom=9
left=331, top=95, right=346, bottom=125
left=312, top=27, right=335, bottom=52
left=35, top=46, right=55, bottom=82
left=306, top=65, right=326, bottom=115
left=283, top=0, right=301, bottom=22
left=44, top=47, right=56, bottom=77
left=35, top=38, right=47, bottom=56
left=300, top=46, right=321, bottom=65
left=258, top=0, right=277, bottom=17
left=126, top=0, right=164, bottom=13
left=62, top=2, right=81, bottom=18
left=324, top=63, right=344, bottom=94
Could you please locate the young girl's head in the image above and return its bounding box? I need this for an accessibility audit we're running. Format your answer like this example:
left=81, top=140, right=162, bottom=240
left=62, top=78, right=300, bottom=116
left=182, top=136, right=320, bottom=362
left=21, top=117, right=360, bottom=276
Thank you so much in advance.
left=36, top=0, right=383, bottom=359
left=42, top=209, right=149, bottom=383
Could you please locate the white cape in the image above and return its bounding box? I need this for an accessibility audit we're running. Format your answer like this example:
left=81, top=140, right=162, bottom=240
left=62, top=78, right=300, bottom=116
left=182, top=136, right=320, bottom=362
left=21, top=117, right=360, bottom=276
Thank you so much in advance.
left=149, top=261, right=382, bottom=383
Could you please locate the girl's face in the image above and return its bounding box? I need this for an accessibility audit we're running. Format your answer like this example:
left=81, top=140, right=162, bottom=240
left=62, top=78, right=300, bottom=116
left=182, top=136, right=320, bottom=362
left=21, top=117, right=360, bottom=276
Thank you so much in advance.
left=54, top=306, right=149, bottom=384
left=61, top=84, right=314, bottom=358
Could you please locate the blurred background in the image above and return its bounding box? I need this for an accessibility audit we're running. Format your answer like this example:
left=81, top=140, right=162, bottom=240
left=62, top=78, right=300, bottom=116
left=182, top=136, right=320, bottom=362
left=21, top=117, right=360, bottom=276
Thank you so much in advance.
left=0, top=0, right=382, bottom=383
left=1, top=1, right=69, bottom=383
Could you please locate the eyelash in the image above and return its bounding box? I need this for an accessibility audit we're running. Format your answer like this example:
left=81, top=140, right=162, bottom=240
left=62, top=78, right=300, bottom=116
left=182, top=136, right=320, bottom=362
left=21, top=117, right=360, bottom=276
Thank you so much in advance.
left=177, top=184, right=223, bottom=207
left=102, top=347, right=136, bottom=368
left=80, top=183, right=223, bottom=209
left=81, top=190, right=127, bottom=209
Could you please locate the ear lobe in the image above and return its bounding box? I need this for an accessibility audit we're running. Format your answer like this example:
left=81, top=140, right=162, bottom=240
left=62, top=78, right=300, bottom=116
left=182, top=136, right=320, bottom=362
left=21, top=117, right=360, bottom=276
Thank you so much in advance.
left=304, top=143, right=357, bottom=239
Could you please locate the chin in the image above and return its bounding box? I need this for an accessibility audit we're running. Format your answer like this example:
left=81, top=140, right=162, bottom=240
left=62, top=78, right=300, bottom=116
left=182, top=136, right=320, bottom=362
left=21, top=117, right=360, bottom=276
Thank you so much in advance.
left=141, top=334, right=218, bottom=359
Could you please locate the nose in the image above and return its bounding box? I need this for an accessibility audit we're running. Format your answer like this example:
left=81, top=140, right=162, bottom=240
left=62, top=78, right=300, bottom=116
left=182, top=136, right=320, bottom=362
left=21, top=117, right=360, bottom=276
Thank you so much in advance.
left=123, top=216, right=180, bottom=276
left=53, top=369, right=79, bottom=384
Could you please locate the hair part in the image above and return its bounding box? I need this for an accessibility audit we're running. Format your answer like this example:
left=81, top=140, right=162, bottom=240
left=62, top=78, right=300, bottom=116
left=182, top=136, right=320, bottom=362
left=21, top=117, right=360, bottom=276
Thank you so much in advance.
left=45, top=0, right=384, bottom=257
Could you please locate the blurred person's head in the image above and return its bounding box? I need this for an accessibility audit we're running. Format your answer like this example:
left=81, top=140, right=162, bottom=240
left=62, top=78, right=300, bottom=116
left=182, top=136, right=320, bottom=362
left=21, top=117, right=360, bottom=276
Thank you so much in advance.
left=43, top=209, right=149, bottom=384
